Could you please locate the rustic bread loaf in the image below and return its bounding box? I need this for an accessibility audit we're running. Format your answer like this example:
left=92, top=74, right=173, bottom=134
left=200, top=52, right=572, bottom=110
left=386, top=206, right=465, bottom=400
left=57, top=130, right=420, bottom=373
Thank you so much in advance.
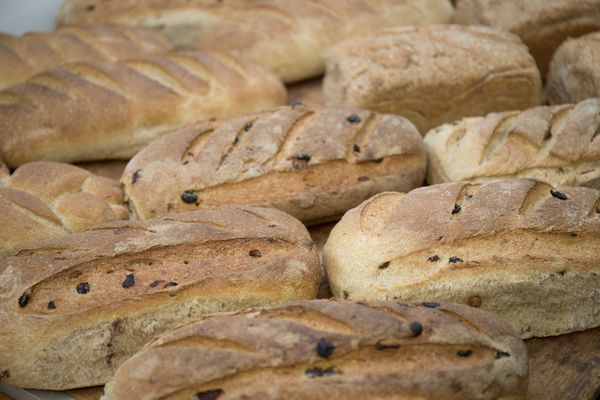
left=454, top=0, right=600, bottom=77
left=58, top=0, right=455, bottom=83
left=103, top=300, right=528, bottom=400
left=121, top=104, right=427, bottom=225
left=323, top=25, right=542, bottom=134
left=0, top=206, right=320, bottom=389
left=0, top=24, right=169, bottom=89
left=546, top=32, right=600, bottom=104
left=323, top=179, right=600, bottom=338
left=424, top=98, right=600, bottom=188
left=0, top=161, right=127, bottom=258
left=0, top=51, right=285, bottom=167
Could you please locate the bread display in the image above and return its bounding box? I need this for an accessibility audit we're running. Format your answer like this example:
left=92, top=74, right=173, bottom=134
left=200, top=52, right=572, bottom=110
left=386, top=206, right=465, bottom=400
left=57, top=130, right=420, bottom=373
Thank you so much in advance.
left=103, top=300, right=528, bottom=400
left=455, top=0, right=600, bottom=77
left=424, top=98, right=600, bottom=188
left=0, top=161, right=127, bottom=258
left=121, top=104, right=427, bottom=225
left=0, top=51, right=286, bottom=167
left=0, top=24, right=169, bottom=89
left=323, top=25, right=542, bottom=134
left=546, top=32, right=600, bottom=104
left=58, top=0, right=455, bottom=83
left=323, top=179, right=600, bottom=338
left=0, top=206, right=320, bottom=389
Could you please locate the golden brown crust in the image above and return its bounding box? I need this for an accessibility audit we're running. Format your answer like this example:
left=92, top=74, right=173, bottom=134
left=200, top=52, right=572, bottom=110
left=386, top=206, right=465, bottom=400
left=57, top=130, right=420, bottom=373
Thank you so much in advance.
left=0, top=162, right=127, bottom=258
left=546, top=33, right=600, bottom=104
left=121, top=105, right=426, bottom=224
left=103, top=300, right=528, bottom=400
left=0, top=24, right=169, bottom=89
left=455, top=0, right=600, bottom=77
left=0, top=207, right=320, bottom=389
left=323, top=179, right=600, bottom=338
left=323, top=25, right=542, bottom=134
left=58, top=0, right=455, bottom=83
left=424, top=98, right=600, bottom=188
left=0, top=51, right=286, bottom=167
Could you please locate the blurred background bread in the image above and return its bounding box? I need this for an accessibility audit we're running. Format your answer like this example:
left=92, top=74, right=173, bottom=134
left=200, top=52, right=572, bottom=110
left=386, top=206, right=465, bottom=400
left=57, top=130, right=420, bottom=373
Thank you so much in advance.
left=0, top=207, right=320, bottom=389
left=323, top=25, right=542, bottom=134
left=323, top=179, right=600, bottom=338
left=104, top=300, right=528, bottom=400
left=121, top=104, right=427, bottom=224
left=424, top=98, right=600, bottom=188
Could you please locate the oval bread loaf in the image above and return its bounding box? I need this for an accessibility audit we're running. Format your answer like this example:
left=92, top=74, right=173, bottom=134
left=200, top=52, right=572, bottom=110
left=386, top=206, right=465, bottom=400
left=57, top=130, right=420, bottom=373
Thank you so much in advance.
left=103, top=300, right=528, bottom=400
left=323, top=25, right=542, bottom=134
left=58, top=0, right=455, bottom=83
left=424, top=98, right=600, bottom=188
left=0, top=51, right=286, bottom=167
left=0, top=161, right=128, bottom=258
left=0, top=207, right=320, bottom=389
left=121, top=104, right=427, bottom=225
left=323, top=179, right=600, bottom=338
left=0, top=24, right=169, bottom=89
left=546, top=32, right=600, bottom=104
left=455, top=0, right=600, bottom=77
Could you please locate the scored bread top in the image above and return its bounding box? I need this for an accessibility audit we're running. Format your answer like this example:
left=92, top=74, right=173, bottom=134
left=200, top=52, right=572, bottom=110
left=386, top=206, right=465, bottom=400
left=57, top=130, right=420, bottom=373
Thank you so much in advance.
left=0, top=162, right=128, bottom=258
left=121, top=104, right=426, bottom=222
left=104, top=300, right=527, bottom=400
left=323, top=24, right=542, bottom=134
left=424, top=98, right=600, bottom=187
left=0, top=50, right=286, bottom=167
left=0, top=24, right=170, bottom=89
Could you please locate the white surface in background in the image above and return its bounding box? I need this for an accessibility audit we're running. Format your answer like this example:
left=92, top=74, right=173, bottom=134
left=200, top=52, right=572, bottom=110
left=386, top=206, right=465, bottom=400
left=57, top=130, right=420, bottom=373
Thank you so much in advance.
left=0, top=0, right=62, bottom=35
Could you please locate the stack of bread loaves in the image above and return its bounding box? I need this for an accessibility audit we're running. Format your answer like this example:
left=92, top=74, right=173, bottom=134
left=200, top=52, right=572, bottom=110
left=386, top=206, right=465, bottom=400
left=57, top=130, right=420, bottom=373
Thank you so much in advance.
left=0, top=0, right=599, bottom=398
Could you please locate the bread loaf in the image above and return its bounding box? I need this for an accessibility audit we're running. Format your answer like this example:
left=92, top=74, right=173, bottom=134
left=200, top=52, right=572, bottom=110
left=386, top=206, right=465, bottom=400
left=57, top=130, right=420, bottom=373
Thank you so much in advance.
left=121, top=104, right=426, bottom=225
left=0, top=24, right=169, bottom=89
left=546, top=32, right=600, bottom=104
left=455, top=0, right=600, bottom=77
left=0, top=51, right=285, bottom=167
left=0, top=161, right=127, bottom=258
left=424, top=98, right=600, bottom=188
left=323, top=25, right=542, bottom=134
left=103, top=300, right=528, bottom=400
left=323, top=179, right=600, bottom=338
left=58, top=0, right=455, bottom=83
left=0, top=206, right=320, bottom=389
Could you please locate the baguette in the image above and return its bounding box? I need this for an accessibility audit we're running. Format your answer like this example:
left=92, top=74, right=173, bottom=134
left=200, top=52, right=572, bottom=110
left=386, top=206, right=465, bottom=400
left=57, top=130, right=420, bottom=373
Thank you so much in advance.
left=455, top=0, right=600, bottom=77
left=121, top=104, right=427, bottom=224
left=0, top=24, right=169, bottom=89
left=424, top=98, right=600, bottom=188
left=0, top=161, right=127, bottom=258
left=323, top=179, right=600, bottom=338
left=0, top=206, right=320, bottom=389
left=103, top=300, right=528, bottom=400
left=546, top=32, right=600, bottom=104
left=323, top=25, right=542, bottom=134
left=58, top=0, right=455, bottom=83
left=0, top=51, right=286, bottom=167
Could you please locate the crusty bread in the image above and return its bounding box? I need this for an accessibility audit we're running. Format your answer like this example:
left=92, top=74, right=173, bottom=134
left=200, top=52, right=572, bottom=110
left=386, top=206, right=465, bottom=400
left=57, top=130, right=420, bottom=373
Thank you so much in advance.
left=75, top=160, right=128, bottom=181
left=58, top=0, right=455, bottom=83
left=103, top=300, right=528, bottom=400
left=286, top=78, right=323, bottom=106
left=424, top=98, right=600, bottom=188
left=0, top=24, right=169, bottom=89
left=455, top=0, right=600, bottom=77
left=0, top=206, right=320, bottom=389
left=0, top=51, right=286, bottom=167
left=121, top=104, right=427, bottom=225
left=0, top=161, right=127, bottom=258
left=323, top=179, right=600, bottom=338
left=323, top=25, right=542, bottom=134
left=546, top=32, right=600, bottom=104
